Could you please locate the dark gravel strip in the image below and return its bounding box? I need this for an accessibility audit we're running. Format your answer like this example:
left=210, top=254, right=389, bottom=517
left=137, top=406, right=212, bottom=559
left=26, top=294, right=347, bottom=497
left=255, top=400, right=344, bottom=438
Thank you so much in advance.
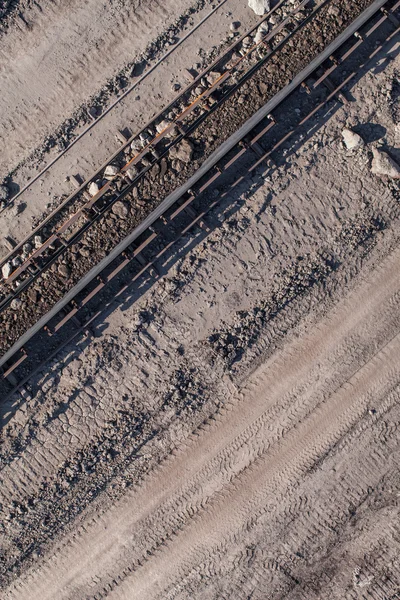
left=0, top=0, right=376, bottom=357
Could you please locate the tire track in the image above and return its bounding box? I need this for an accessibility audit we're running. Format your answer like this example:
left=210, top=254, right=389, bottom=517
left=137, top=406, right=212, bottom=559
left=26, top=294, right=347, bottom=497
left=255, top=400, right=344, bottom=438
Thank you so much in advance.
left=4, top=243, right=400, bottom=599
left=150, top=379, right=400, bottom=600
left=163, top=388, right=400, bottom=598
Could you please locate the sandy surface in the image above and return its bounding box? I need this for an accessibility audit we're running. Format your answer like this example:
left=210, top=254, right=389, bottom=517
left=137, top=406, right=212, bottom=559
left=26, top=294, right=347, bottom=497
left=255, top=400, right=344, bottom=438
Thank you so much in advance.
left=4, top=241, right=400, bottom=599
left=0, top=1, right=400, bottom=598
left=0, top=0, right=201, bottom=176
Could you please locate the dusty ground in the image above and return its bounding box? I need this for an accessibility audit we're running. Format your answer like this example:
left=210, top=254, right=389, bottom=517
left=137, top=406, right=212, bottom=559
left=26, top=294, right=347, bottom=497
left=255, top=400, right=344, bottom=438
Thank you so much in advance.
left=1, top=1, right=400, bottom=599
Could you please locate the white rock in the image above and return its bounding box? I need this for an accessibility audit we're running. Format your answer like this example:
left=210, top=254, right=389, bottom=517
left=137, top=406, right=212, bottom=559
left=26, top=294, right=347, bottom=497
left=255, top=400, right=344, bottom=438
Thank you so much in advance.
left=104, top=165, right=120, bottom=178
left=255, top=21, right=269, bottom=43
left=139, top=131, right=152, bottom=147
left=2, top=262, right=12, bottom=279
left=171, top=159, right=184, bottom=172
left=11, top=256, right=21, bottom=268
left=206, top=71, right=221, bottom=85
left=248, top=0, right=270, bottom=16
left=242, top=36, right=253, bottom=48
left=34, top=235, right=42, bottom=249
left=88, top=181, right=100, bottom=197
left=342, top=128, right=364, bottom=150
left=156, top=119, right=172, bottom=134
left=126, top=166, right=139, bottom=181
left=0, top=185, right=8, bottom=201
left=130, top=139, right=142, bottom=153
left=11, top=298, right=22, bottom=310
left=371, top=147, right=400, bottom=178
left=58, top=263, right=71, bottom=278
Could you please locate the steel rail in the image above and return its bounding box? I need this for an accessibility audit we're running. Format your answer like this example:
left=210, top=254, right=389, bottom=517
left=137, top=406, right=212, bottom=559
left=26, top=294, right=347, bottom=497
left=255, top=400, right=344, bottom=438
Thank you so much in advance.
left=2, top=1, right=400, bottom=402
left=0, top=0, right=307, bottom=306
left=0, top=0, right=393, bottom=376
left=0, top=10, right=395, bottom=402
left=2, top=14, right=398, bottom=404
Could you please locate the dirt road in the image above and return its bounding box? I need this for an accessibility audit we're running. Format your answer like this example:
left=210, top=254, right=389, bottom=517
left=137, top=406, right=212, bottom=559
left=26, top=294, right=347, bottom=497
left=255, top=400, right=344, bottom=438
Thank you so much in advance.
left=5, top=238, right=400, bottom=599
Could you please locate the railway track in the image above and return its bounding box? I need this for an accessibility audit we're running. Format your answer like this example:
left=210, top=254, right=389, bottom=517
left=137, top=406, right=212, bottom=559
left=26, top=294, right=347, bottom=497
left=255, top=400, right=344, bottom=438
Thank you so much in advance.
left=1, top=0, right=399, bottom=400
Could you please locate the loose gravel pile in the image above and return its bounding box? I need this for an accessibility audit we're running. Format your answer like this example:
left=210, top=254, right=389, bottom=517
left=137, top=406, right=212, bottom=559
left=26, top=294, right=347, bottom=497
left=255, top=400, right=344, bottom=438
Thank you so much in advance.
left=0, top=0, right=375, bottom=357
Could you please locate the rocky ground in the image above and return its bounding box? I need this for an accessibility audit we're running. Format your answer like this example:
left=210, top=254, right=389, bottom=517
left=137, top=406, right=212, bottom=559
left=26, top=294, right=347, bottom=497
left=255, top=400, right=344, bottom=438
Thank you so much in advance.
left=1, top=0, right=400, bottom=599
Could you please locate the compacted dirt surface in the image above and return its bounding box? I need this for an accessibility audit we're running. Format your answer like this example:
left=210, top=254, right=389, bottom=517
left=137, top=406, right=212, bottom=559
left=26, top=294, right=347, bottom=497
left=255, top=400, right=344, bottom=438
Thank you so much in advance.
left=4, top=245, right=400, bottom=599
left=1, top=0, right=400, bottom=599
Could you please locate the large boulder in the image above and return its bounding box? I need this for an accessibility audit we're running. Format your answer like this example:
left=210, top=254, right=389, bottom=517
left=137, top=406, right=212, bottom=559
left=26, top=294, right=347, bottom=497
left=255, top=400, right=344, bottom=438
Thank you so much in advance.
left=2, top=262, right=12, bottom=279
left=248, top=0, right=270, bottom=16
left=371, top=147, right=400, bottom=178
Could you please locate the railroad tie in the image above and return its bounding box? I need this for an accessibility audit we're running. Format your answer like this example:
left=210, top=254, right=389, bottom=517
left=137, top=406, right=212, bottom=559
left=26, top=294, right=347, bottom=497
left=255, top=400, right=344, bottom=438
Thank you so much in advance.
left=1, top=361, right=31, bottom=401
left=321, top=74, right=349, bottom=104
left=4, top=236, right=17, bottom=252
left=183, top=203, right=210, bottom=232
left=115, top=129, right=130, bottom=144
left=135, top=252, right=159, bottom=279
left=381, top=6, right=400, bottom=26
left=70, top=174, right=83, bottom=190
